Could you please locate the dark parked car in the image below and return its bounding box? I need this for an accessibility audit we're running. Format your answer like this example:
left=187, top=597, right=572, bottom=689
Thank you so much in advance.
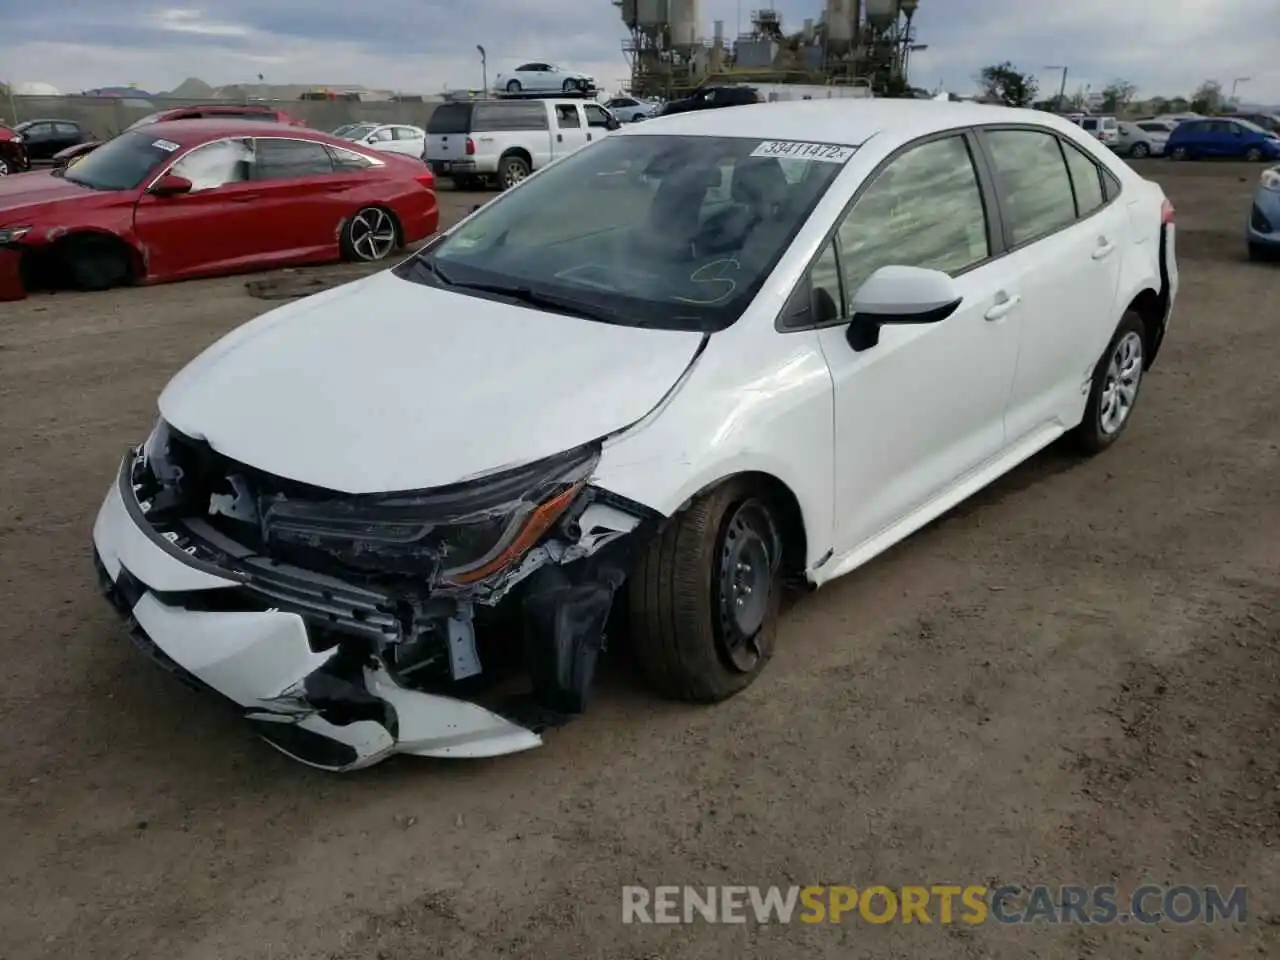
left=0, top=125, right=31, bottom=176
left=1166, top=117, right=1280, bottom=162
left=12, top=119, right=89, bottom=163
left=657, top=85, right=760, bottom=116
left=1227, top=112, right=1280, bottom=134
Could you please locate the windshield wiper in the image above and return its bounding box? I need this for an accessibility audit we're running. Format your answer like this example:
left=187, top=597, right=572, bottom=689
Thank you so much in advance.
left=445, top=280, right=628, bottom=325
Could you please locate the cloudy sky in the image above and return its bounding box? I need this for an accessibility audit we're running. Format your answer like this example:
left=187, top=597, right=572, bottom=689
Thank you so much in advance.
left=1, top=1, right=1277, bottom=103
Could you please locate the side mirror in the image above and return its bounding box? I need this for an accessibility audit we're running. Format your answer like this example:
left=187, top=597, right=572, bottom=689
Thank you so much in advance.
left=846, top=266, right=962, bottom=352
left=606, top=117, right=621, bottom=131
left=149, top=174, right=193, bottom=197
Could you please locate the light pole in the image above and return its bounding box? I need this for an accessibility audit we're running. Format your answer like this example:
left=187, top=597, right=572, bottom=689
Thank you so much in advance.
left=1231, top=76, right=1250, bottom=102
left=477, top=45, right=488, bottom=93
left=1045, top=64, right=1068, bottom=106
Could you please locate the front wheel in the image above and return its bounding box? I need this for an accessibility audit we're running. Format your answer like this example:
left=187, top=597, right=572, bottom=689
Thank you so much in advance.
left=505, top=80, right=521, bottom=94
left=0, top=158, right=9, bottom=176
left=1169, top=146, right=1189, bottom=161
left=628, top=480, right=782, bottom=703
left=1244, top=147, right=1264, bottom=161
left=340, top=207, right=399, bottom=262
left=58, top=235, right=132, bottom=291
left=1071, top=312, right=1147, bottom=455
left=562, top=79, right=578, bottom=94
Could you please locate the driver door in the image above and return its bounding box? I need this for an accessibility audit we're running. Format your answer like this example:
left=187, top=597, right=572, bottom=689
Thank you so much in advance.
left=809, top=132, right=1021, bottom=554
left=133, top=138, right=260, bottom=278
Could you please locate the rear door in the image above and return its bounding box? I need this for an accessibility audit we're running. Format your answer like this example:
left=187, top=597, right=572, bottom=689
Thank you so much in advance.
left=472, top=101, right=552, bottom=170
left=248, top=137, right=344, bottom=257
left=19, top=122, right=56, bottom=161
left=425, top=102, right=473, bottom=172
left=132, top=137, right=261, bottom=277
left=52, top=122, right=84, bottom=153
left=552, top=103, right=588, bottom=158
left=978, top=127, right=1126, bottom=442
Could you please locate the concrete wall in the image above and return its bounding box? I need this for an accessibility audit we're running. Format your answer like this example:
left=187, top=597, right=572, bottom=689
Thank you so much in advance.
left=2, top=95, right=446, bottom=139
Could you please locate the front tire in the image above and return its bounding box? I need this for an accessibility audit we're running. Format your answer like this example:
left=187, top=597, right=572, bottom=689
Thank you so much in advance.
left=1169, top=145, right=1189, bottom=161
left=1071, top=312, right=1147, bottom=455
left=1244, top=147, right=1264, bottom=161
left=340, top=206, right=399, bottom=262
left=0, top=158, right=9, bottom=176
left=58, top=235, right=131, bottom=291
left=505, top=80, right=521, bottom=94
left=628, top=480, right=782, bottom=703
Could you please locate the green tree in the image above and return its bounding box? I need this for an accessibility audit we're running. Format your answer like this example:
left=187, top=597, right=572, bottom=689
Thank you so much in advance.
left=976, top=61, right=1039, bottom=107
left=1100, top=79, right=1137, bottom=113
left=1189, top=79, right=1223, bottom=114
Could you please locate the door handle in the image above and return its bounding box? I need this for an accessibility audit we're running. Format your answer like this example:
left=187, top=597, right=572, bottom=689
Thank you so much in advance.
left=1092, top=238, right=1116, bottom=259
left=557, top=134, right=563, bottom=143
left=984, top=293, right=1021, bottom=321
left=230, top=194, right=261, bottom=202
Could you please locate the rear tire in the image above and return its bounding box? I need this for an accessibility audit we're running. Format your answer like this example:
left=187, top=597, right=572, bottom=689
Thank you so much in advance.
left=1130, top=142, right=1150, bottom=159
left=627, top=479, right=782, bottom=703
left=0, top=158, right=9, bottom=176
left=1071, top=312, right=1147, bottom=455
left=339, top=206, right=399, bottom=262
left=58, top=235, right=131, bottom=291
left=498, top=154, right=531, bottom=190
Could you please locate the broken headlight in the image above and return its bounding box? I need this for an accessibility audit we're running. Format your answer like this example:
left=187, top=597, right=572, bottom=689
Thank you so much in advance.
left=260, top=444, right=600, bottom=583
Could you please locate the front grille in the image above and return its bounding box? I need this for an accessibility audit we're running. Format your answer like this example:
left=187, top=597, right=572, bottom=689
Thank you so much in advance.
left=1251, top=203, right=1273, bottom=233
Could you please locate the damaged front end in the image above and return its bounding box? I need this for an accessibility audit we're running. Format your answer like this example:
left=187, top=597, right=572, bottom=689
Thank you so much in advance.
left=94, top=419, right=659, bottom=770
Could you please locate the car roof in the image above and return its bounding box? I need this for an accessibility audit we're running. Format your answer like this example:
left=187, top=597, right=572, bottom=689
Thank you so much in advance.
left=16, top=117, right=78, bottom=124
left=128, top=118, right=326, bottom=143
left=622, top=98, right=1087, bottom=147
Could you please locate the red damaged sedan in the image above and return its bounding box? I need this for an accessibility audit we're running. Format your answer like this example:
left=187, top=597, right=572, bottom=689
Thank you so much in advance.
left=0, top=119, right=438, bottom=298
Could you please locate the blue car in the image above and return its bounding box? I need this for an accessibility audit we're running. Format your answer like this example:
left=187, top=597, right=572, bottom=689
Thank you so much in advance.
left=1166, top=117, right=1280, bottom=162
left=1248, top=165, right=1280, bottom=261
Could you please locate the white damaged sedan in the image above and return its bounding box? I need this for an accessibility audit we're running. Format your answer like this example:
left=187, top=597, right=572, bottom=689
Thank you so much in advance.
left=93, top=100, right=1179, bottom=771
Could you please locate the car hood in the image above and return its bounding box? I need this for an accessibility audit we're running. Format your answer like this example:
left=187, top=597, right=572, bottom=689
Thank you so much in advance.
left=158, top=269, right=706, bottom=494
left=0, top=170, right=93, bottom=210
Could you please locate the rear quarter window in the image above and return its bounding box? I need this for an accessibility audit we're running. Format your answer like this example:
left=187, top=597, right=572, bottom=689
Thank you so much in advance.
left=427, top=103, right=473, bottom=135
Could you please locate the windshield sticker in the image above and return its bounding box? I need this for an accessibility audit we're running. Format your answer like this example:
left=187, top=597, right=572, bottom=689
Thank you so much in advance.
left=750, top=140, right=855, bottom=163
left=152, top=139, right=181, bottom=152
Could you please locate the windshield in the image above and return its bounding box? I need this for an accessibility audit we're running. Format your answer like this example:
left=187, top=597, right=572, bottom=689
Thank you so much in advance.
left=343, top=124, right=377, bottom=140
left=396, top=134, right=851, bottom=332
left=62, top=131, right=180, bottom=190
left=1137, top=122, right=1171, bottom=133
left=1235, top=118, right=1271, bottom=136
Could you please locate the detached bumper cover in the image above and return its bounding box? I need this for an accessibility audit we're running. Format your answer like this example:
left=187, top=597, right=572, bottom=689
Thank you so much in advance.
left=92, top=464, right=545, bottom=769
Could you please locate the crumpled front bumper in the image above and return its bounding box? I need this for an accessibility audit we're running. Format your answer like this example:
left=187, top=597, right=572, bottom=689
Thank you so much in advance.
left=91, top=464, right=544, bottom=770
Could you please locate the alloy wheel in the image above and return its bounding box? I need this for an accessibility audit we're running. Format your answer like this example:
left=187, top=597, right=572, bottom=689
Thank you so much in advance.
left=349, top=208, right=397, bottom=261
left=1098, top=331, right=1144, bottom=436
left=0, top=159, right=9, bottom=176
left=714, top=499, right=777, bottom=673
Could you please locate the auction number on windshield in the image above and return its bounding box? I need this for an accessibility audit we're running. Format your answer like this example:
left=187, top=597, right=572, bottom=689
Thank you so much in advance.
left=750, top=140, right=856, bottom=163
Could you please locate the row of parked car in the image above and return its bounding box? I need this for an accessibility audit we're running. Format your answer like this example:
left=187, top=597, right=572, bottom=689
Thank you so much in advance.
left=1072, top=110, right=1280, bottom=162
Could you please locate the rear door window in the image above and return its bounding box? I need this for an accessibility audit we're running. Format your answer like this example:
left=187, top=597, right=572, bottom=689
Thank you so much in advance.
left=427, top=103, right=473, bottom=135
left=472, top=102, right=548, bottom=132
left=555, top=104, right=582, bottom=128
left=1060, top=141, right=1105, bottom=216
left=253, top=138, right=335, bottom=180
left=983, top=129, right=1077, bottom=246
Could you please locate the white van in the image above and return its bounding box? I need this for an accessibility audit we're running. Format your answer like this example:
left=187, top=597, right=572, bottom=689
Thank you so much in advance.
left=425, top=98, right=620, bottom=190
left=1077, top=115, right=1120, bottom=148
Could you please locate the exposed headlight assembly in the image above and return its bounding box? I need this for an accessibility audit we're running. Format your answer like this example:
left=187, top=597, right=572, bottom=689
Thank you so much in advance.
left=1261, top=166, right=1280, bottom=191
left=0, top=226, right=32, bottom=244
left=260, top=445, right=600, bottom=584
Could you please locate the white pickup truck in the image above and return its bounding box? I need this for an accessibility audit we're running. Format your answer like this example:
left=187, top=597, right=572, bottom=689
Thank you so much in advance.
left=424, top=98, right=620, bottom=190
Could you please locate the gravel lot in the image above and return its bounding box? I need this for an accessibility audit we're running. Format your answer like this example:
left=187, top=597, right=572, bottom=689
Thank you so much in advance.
left=1, top=163, right=1278, bottom=960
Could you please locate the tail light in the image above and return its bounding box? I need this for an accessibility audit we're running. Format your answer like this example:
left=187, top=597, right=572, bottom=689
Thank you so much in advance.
left=414, top=168, right=435, bottom=190
left=1161, top=198, right=1175, bottom=225
left=465, top=136, right=476, bottom=156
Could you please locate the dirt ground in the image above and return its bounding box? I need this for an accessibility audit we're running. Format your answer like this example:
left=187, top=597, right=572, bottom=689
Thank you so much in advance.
left=1, top=164, right=1278, bottom=960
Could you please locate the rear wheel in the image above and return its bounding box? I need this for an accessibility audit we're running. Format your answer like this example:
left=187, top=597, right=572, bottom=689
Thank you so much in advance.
left=340, top=207, right=399, bottom=262
left=58, top=235, right=132, bottom=291
left=1071, top=312, right=1147, bottom=455
left=628, top=479, right=782, bottom=703
left=1244, top=146, right=1264, bottom=161
left=1130, top=142, right=1150, bottom=159
left=498, top=154, right=531, bottom=190
left=0, top=158, right=9, bottom=176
